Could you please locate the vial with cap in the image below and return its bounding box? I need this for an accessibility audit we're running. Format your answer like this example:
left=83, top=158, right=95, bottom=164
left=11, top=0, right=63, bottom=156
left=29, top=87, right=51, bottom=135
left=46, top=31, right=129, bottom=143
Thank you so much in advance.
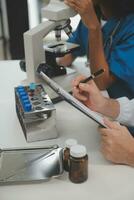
left=21, top=95, right=29, bottom=101
left=29, top=83, right=36, bottom=91
left=24, top=103, right=32, bottom=112
left=19, top=91, right=27, bottom=98
left=69, top=145, right=88, bottom=183
left=63, top=139, right=77, bottom=172
left=17, top=86, right=25, bottom=93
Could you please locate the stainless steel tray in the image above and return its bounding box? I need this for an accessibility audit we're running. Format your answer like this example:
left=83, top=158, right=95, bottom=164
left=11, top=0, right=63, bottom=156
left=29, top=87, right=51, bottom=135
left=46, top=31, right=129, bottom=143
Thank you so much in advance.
left=0, top=145, right=63, bottom=185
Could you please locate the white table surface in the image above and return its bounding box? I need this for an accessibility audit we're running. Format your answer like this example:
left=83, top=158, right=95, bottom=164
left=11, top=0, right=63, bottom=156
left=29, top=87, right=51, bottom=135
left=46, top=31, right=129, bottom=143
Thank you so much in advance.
left=0, top=60, right=134, bottom=200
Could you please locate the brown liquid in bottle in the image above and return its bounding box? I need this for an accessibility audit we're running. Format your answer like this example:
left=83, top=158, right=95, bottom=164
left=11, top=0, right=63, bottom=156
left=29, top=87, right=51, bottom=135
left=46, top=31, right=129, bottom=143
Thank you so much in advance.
left=63, top=139, right=77, bottom=172
left=69, top=145, right=88, bottom=183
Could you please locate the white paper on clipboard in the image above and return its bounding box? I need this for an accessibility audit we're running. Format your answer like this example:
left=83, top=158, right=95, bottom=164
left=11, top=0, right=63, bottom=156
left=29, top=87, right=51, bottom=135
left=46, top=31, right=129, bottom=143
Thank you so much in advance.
left=39, top=72, right=107, bottom=128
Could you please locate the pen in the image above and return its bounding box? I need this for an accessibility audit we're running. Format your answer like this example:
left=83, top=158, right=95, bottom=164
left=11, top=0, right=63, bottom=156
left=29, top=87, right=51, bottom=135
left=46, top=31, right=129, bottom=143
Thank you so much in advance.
left=79, top=68, right=105, bottom=84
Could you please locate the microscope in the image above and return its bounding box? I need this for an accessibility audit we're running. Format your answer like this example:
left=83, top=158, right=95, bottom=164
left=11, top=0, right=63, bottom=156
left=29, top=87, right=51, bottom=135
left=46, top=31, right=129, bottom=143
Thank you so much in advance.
left=16, top=0, right=80, bottom=142
left=23, top=0, right=79, bottom=83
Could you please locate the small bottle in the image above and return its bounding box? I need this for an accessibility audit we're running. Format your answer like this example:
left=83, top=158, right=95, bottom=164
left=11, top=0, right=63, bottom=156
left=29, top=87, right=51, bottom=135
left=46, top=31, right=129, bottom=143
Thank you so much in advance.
left=63, top=139, right=77, bottom=172
left=69, top=145, right=88, bottom=183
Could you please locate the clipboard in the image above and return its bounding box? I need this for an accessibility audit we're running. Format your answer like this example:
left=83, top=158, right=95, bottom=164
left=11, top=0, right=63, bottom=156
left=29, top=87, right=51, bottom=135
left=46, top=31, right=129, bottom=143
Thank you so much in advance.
left=38, top=71, right=107, bottom=128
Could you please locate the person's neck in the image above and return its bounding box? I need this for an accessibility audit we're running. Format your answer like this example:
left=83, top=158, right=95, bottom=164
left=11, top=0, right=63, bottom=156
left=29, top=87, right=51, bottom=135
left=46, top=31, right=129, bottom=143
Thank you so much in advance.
left=100, top=5, right=113, bottom=20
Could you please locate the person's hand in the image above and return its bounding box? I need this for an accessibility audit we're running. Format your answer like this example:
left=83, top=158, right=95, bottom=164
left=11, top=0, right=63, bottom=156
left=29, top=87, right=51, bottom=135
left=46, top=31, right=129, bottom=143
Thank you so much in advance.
left=64, top=0, right=100, bottom=29
left=57, top=53, right=74, bottom=67
left=99, top=118, right=134, bottom=166
left=72, top=75, right=106, bottom=112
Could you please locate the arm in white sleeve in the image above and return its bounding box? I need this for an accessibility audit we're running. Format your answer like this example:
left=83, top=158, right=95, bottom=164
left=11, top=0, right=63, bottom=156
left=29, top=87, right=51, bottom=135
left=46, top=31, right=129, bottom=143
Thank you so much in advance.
left=116, top=97, right=134, bottom=126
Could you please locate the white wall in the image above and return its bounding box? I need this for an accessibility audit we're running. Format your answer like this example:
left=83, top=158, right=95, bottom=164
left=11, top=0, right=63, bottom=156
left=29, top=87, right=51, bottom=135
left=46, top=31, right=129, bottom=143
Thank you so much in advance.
left=28, top=0, right=40, bottom=28
left=0, top=0, right=9, bottom=39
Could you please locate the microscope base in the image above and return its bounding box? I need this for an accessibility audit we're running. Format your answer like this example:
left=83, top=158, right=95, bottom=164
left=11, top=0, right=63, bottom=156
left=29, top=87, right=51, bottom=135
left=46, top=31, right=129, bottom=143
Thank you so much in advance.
left=38, top=63, right=67, bottom=78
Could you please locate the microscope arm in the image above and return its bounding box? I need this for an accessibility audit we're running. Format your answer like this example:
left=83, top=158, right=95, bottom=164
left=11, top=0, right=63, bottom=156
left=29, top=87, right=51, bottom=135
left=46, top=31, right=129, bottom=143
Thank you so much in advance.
left=23, top=0, right=77, bottom=83
left=24, top=20, right=58, bottom=83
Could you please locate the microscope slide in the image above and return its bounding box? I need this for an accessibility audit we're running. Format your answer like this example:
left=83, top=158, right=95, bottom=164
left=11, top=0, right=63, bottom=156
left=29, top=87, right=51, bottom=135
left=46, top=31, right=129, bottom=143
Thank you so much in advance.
left=39, top=72, right=107, bottom=128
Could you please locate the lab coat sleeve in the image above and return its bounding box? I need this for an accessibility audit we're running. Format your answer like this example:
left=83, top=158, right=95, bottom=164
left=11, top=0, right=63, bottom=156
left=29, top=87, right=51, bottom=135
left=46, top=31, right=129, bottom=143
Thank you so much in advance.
left=116, top=97, right=134, bottom=126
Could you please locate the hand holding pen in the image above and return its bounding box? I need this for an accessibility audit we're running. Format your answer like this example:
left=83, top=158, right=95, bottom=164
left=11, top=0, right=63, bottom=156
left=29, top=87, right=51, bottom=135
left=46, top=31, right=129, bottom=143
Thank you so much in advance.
left=78, top=68, right=104, bottom=86
left=72, top=68, right=105, bottom=112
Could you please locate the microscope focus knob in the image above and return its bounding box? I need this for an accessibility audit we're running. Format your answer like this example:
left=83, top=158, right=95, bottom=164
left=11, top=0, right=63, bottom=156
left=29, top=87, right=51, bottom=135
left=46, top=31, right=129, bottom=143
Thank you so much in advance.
left=20, top=60, right=26, bottom=72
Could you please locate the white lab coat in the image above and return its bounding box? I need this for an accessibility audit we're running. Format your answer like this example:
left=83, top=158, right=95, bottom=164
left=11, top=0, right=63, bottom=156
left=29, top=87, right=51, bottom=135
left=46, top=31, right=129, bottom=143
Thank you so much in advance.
left=116, top=97, right=134, bottom=126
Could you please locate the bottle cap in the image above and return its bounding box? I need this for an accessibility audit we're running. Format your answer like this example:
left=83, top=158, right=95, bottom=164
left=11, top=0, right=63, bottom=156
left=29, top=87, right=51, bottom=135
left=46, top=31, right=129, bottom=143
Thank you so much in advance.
left=65, top=139, right=77, bottom=149
left=29, top=83, right=36, bottom=91
left=24, top=103, right=32, bottom=112
left=70, top=145, right=87, bottom=158
left=18, top=85, right=24, bottom=89
left=22, top=99, right=30, bottom=105
left=21, top=95, right=29, bottom=101
left=19, top=91, right=27, bottom=97
left=17, top=87, right=25, bottom=93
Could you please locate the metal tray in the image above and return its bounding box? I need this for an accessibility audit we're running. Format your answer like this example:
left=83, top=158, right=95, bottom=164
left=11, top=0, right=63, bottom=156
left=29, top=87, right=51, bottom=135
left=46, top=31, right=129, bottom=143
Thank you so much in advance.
left=0, top=145, right=63, bottom=185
